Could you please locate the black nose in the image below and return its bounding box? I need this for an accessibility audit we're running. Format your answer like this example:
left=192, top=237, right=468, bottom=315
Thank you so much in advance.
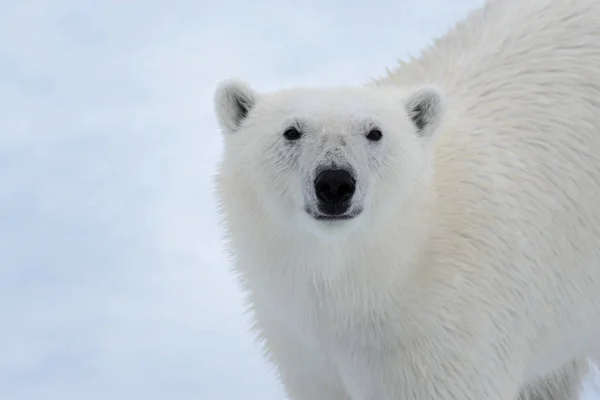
left=314, top=169, right=356, bottom=215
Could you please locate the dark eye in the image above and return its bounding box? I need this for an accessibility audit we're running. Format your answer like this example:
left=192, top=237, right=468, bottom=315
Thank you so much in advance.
left=366, top=128, right=383, bottom=142
left=283, top=127, right=302, bottom=141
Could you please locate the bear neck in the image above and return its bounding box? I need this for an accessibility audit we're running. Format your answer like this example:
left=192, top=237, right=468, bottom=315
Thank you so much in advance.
left=230, top=178, right=438, bottom=310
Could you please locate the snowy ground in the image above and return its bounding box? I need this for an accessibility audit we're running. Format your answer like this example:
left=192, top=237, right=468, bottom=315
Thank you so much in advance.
left=0, top=0, right=598, bottom=399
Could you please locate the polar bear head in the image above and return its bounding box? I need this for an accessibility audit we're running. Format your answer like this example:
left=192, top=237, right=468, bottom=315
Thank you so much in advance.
left=214, top=79, right=445, bottom=239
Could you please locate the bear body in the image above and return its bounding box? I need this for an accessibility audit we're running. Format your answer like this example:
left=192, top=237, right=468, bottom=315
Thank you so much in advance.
left=213, top=0, right=600, bottom=399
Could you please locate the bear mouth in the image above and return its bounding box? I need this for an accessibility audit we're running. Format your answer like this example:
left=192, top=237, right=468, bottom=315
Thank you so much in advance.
left=315, top=214, right=355, bottom=221
left=306, top=208, right=363, bottom=221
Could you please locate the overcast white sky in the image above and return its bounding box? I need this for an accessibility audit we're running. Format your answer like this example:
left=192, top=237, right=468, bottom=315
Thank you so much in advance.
left=0, top=0, right=598, bottom=399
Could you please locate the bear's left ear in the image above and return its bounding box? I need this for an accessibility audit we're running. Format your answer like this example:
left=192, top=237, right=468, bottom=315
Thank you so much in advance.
left=404, top=85, right=445, bottom=139
left=214, top=78, right=259, bottom=134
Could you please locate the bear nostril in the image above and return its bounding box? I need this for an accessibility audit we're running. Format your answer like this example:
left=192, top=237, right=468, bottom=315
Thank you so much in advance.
left=314, top=169, right=356, bottom=213
left=338, top=183, right=354, bottom=203
left=315, top=181, right=334, bottom=204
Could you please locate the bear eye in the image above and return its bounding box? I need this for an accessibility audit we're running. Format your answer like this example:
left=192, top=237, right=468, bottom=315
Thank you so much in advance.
left=283, top=126, right=302, bottom=141
left=366, top=128, right=383, bottom=142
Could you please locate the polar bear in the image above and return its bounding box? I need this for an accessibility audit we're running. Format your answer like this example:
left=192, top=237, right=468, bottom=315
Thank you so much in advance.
left=212, top=0, right=600, bottom=399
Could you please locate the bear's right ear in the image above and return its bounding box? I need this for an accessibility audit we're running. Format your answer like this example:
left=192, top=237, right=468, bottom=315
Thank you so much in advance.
left=214, top=79, right=258, bottom=134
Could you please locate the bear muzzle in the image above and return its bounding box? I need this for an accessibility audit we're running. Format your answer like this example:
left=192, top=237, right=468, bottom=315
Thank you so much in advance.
left=313, top=168, right=356, bottom=218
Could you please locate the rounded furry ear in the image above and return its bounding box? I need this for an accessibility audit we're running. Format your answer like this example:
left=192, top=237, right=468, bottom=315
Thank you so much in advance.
left=214, top=79, right=258, bottom=133
left=404, top=85, right=445, bottom=138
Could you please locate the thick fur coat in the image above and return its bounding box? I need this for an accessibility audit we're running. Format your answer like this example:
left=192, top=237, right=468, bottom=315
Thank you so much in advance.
left=213, top=0, right=600, bottom=398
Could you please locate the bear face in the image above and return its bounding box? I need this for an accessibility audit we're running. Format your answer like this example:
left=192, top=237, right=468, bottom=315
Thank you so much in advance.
left=214, top=79, right=445, bottom=238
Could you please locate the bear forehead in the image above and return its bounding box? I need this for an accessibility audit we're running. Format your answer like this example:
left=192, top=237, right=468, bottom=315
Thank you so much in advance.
left=263, top=88, right=391, bottom=121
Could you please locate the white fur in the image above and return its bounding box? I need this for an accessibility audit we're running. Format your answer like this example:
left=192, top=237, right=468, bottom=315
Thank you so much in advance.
left=213, top=0, right=600, bottom=399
